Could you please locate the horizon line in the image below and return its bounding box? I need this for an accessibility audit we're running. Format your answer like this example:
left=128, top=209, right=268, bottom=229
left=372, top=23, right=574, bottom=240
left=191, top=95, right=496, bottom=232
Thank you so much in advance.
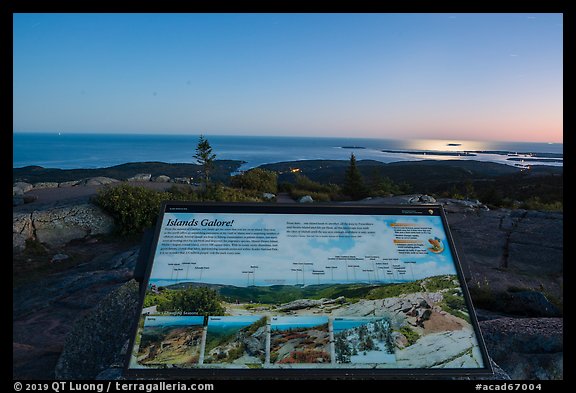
left=12, top=131, right=564, bottom=145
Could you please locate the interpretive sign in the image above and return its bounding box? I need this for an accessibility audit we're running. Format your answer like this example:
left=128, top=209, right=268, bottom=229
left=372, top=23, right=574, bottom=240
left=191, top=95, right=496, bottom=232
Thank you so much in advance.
left=125, top=202, right=491, bottom=377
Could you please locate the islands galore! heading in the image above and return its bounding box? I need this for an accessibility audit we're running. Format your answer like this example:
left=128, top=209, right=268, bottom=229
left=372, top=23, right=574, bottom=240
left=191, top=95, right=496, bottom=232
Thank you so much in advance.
left=166, top=218, right=235, bottom=227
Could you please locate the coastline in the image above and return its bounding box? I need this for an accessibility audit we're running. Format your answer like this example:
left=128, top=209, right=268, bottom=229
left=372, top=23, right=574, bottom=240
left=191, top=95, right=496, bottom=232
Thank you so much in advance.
left=13, top=158, right=563, bottom=211
left=13, top=158, right=563, bottom=185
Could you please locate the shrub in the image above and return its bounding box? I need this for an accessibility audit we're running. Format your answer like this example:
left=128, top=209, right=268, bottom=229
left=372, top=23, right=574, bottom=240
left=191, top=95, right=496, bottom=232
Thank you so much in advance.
left=290, top=189, right=331, bottom=202
left=205, top=185, right=263, bottom=202
left=397, top=326, right=420, bottom=347
left=166, top=185, right=202, bottom=201
left=289, top=174, right=341, bottom=201
left=277, top=349, right=330, bottom=364
left=94, top=184, right=172, bottom=235
left=519, top=197, right=563, bottom=212
left=231, top=168, right=278, bottom=193
left=157, top=286, right=225, bottom=316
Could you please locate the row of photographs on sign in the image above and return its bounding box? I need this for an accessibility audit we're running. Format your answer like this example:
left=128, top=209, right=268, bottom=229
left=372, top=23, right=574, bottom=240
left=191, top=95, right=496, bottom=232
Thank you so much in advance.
left=130, top=315, right=403, bottom=369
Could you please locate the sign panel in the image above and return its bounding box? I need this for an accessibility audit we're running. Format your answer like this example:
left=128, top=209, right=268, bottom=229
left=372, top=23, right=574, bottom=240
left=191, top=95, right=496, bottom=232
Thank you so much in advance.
left=126, top=203, right=491, bottom=377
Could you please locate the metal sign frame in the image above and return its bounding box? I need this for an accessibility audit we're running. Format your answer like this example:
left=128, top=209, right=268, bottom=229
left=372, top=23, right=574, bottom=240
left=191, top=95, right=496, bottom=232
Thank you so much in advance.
left=125, top=202, right=492, bottom=378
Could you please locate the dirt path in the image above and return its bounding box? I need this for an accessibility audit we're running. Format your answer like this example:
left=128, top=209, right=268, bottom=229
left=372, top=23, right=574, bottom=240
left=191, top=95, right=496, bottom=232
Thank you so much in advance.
left=276, top=192, right=295, bottom=203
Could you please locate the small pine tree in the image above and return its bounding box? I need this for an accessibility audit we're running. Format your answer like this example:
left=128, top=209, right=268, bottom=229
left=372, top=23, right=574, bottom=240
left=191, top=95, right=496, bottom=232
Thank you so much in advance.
left=193, top=135, right=216, bottom=191
left=342, top=153, right=368, bottom=200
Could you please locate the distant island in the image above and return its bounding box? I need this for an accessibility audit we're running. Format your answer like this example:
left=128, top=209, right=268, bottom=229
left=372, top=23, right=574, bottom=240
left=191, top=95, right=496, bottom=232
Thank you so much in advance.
left=447, top=143, right=462, bottom=146
left=380, top=149, right=477, bottom=157
left=340, top=146, right=366, bottom=149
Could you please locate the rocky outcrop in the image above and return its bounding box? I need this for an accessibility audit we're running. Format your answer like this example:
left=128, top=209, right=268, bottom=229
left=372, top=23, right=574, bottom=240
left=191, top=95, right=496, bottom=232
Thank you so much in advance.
left=448, top=208, right=563, bottom=313
left=14, top=247, right=140, bottom=379
left=277, top=297, right=345, bottom=311
left=55, top=280, right=140, bottom=380
left=277, top=298, right=324, bottom=311
left=58, top=180, right=81, bottom=187
left=79, top=176, right=119, bottom=186
left=127, top=173, right=151, bottom=182
left=298, top=195, right=314, bottom=203
left=480, top=317, right=563, bottom=380
left=408, top=194, right=437, bottom=204
left=13, top=203, right=115, bottom=249
left=440, top=198, right=489, bottom=212
left=13, top=182, right=33, bottom=195
left=151, top=175, right=170, bottom=182
left=355, top=195, right=489, bottom=212
left=395, top=328, right=483, bottom=368
left=33, top=182, right=59, bottom=189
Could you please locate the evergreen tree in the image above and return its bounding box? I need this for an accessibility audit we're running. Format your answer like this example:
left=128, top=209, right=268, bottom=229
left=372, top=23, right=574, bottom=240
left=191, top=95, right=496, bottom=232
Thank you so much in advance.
left=342, top=153, right=368, bottom=200
left=193, top=135, right=216, bottom=191
left=334, top=335, right=351, bottom=363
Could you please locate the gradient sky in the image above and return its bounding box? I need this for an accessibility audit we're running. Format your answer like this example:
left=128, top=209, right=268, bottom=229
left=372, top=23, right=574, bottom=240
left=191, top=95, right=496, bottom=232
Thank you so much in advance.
left=13, top=13, right=563, bottom=142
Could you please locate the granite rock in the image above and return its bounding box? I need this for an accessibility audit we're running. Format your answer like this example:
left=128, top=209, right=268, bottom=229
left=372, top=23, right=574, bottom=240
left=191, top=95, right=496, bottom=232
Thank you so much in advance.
left=151, top=175, right=170, bottom=182
left=13, top=203, right=115, bottom=249
left=55, top=280, right=140, bottom=379
left=127, top=173, right=151, bottom=182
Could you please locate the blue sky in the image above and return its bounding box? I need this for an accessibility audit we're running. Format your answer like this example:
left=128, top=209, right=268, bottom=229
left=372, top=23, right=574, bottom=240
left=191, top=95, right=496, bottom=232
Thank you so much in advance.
left=144, top=315, right=204, bottom=327
left=13, top=13, right=563, bottom=142
left=271, top=316, right=328, bottom=330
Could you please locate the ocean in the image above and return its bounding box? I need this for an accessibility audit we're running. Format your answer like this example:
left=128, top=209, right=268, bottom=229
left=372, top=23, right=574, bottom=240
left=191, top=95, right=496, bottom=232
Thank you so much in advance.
left=13, top=133, right=563, bottom=171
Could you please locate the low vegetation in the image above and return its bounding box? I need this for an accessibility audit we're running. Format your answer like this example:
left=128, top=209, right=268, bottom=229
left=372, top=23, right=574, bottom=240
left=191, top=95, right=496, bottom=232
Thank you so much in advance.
left=94, top=184, right=172, bottom=235
left=231, top=168, right=278, bottom=193
left=397, top=326, right=420, bottom=347
left=281, top=173, right=342, bottom=202
left=144, top=286, right=226, bottom=316
left=95, top=183, right=264, bottom=234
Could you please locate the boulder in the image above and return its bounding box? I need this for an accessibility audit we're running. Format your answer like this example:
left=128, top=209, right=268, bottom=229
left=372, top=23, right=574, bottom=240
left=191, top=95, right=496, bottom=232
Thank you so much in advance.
left=262, top=192, right=276, bottom=200
left=151, top=175, right=170, bottom=183
left=408, top=194, right=437, bottom=204
left=55, top=280, right=140, bottom=379
left=82, top=177, right=119, bottom=186
left=127, top=173, right=151, bottom=182
left=34, top=182, right=59, bottom=189
left=13, top=182, right=33, bottom=194
left=298, top=195, right=314, bottom=203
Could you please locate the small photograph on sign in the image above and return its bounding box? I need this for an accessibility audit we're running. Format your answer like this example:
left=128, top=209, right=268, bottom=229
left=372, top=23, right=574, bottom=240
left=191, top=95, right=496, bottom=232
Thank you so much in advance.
left=204, top=316, right=267, bottom=366
left=270, top=316, right=330, bottom=365
left=135, top=316, right=204, bottom=366
left=333, top=317, right=396, bottom=364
